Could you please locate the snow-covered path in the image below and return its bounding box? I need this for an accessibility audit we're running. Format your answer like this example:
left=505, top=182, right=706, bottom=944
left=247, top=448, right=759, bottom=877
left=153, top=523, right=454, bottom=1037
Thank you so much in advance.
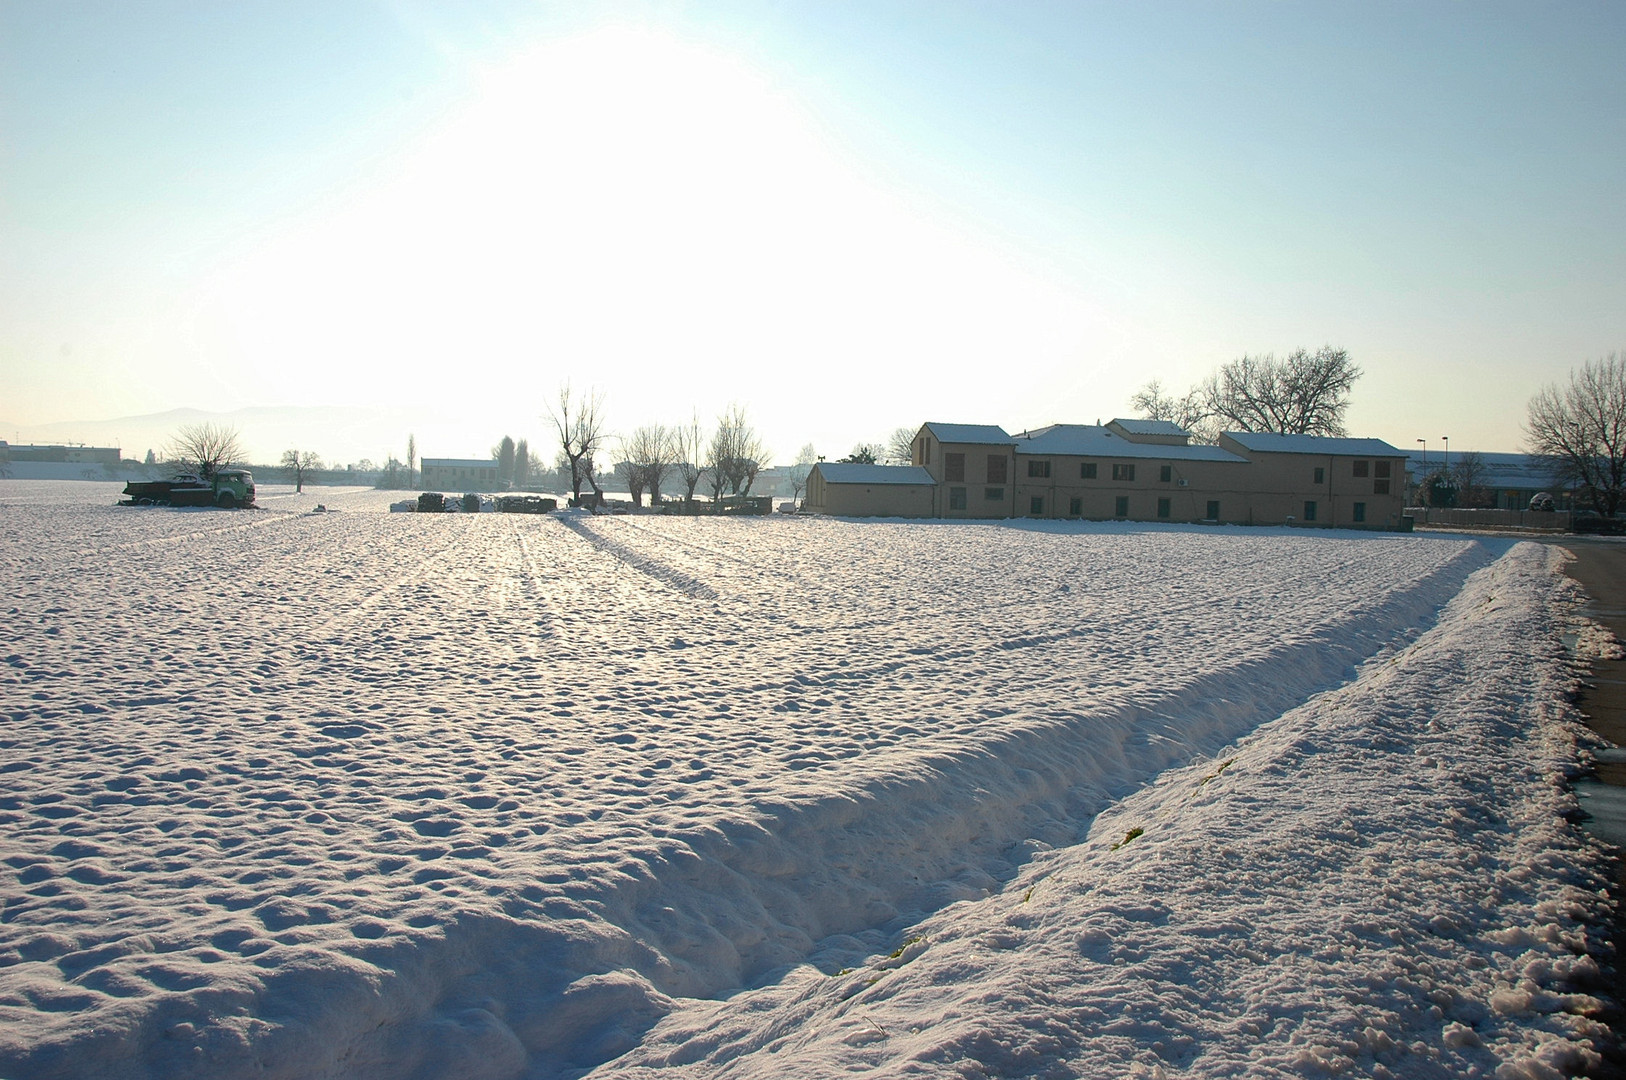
left=0, top=482, right=1614, bottom=1079
left=598, top=540, right=1611, bottom=1080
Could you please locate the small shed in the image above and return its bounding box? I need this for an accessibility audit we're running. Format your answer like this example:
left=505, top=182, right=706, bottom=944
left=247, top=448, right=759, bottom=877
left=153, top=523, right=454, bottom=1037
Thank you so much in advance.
left=804, top=463, right=936, bottom=517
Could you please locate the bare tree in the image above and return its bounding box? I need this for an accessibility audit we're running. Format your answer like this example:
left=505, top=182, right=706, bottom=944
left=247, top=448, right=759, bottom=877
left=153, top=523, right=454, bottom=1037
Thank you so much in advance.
left=711, top=403, right=768, bottom=495
left=548, top=383, right=608, bottom=507
left=886, top=427, right=916, bottom=465
left=1527, top=353, right=1626, bottom=517
left=406, top=433, right=417, bottom=487
left=496, top=436, right=516, bottom=490
left=620, top=424, right=674, bottom=507
left=616, top=459, right=646, bottom=506
left=513, top=438, right=530, bottom=489
left=675, top=413, right=706, bottom=509
left=839, top=443, right=884, bottom=464
left=789, top=443, right=817, bottom=505
left=167, top=423, right=243, bottom=481
left=280, top=449, right=323, bottom=493
left=705, top=427, right=730, bottom=502
left=1197, top=347, right=1362, bottom=436
left=1130, top=379, right=1215, bottom=440
left=1451, top=451, right=1490, bottom=508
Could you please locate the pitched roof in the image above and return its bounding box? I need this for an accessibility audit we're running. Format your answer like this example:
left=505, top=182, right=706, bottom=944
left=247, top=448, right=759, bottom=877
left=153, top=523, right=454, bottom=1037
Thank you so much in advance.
left=1015, top=425, right=1247, bottom=462
left=814, top=463, right=935, bottom=486
left=1109, top=418, right=1189, bottom=437
left=922, top=422, right=1015, bottom=446
left=1221, top=432, right=1404, bottom=456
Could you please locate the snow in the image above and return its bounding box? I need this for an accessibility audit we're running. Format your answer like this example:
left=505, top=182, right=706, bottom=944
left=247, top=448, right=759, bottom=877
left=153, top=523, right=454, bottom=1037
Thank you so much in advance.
left=0, top=480, right=1615, bottom=1080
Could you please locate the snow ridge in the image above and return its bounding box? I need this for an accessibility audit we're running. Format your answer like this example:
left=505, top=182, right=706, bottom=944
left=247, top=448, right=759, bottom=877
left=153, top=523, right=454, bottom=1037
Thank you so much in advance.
left=597, top=542, right=1615, bottom=1079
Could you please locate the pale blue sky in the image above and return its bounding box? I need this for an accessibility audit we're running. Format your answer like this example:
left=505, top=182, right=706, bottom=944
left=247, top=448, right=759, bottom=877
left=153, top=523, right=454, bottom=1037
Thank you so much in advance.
left=3, top=1, right=1621, bottom=464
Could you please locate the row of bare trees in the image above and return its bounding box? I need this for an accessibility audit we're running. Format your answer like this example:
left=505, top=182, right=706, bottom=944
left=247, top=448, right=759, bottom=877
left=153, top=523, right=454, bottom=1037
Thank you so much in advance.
left=544, top=385, right=772, bottom=509
left=164, top=421, right=423, bottom=493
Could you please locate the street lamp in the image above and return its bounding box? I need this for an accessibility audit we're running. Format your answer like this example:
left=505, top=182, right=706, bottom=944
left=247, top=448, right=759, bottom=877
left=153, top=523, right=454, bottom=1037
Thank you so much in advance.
left=1415, top=439, right=1428, bottom=506
left=1441, top=435, right=1449, bottom=472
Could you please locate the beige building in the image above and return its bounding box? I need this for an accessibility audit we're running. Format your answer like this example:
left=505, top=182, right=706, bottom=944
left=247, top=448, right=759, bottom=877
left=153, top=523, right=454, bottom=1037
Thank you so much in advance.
left=910, top=422, right=1018, bottom=518
left=421, top=457, right=499, bottom=490
left=811, top=419, right=1409, bottom=528
left=1216, top=431, right=1407, bottom=529
left=1008, top=420, right=1254, bottom=523
left=804, top=463, right=936, bottom=517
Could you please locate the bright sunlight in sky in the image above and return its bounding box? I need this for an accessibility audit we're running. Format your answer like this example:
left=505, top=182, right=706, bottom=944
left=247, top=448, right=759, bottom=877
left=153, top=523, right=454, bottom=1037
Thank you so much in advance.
left=2, top=2, right=1622, bottom=465
left=196, top=26, right=1094, bottom=448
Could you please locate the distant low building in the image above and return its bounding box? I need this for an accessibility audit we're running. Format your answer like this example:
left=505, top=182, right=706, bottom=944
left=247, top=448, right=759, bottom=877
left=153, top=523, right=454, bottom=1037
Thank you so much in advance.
left=420, top=457, right=499, bottom=490
left=0, top=442, right=122, bottom=465
left=1402, top=451, right=1572, bottom=510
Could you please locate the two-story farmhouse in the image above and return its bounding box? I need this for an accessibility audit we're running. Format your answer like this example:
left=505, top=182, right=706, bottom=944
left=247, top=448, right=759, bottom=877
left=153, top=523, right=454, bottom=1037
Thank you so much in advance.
left=806, top=419, right=1409, bottom=528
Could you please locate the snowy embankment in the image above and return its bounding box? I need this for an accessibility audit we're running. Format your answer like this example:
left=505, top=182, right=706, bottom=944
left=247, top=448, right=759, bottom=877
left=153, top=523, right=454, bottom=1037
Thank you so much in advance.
left=0, top=483, right=1614, bottom=1079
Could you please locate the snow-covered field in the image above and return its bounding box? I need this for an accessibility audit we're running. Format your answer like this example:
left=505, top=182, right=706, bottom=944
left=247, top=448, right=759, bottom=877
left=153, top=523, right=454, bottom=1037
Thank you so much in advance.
left=0, top=480, right=1616, bottom=1079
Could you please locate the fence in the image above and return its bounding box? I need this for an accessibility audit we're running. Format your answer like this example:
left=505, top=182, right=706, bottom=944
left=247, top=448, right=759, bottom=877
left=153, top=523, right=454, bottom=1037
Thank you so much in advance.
left=1404, top=507, right=1572, bottom=531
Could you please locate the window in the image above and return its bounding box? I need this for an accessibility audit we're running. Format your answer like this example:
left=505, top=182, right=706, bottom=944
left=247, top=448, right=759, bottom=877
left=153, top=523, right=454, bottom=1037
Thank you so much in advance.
left=949, top=487, right=967, bottom=510
left=1114, top=496, right=1129, bottom=517
left=985, top=487, right=1004, bottom=501
left=987, top=455, right=1007, bottom=484
left=1030, top=496, right=1045, bottom=515
left=1112, top=463, right=1136, bottom=482
left=1027, top=459, right=1051, bottom=478
left=1373, top=479, right=1390, bottom=494
left=1080, top=462, right=1097, bottom=479
left=1313, top=467, right=1325, bottom=484
left=1159, top=465, right=1172, bottom=482
left=1157, top=498, right=1171, bottom=518
left=1353, top=501, right=1366, bottom=523
left=1374, top=461, right=1392, bottom=479
left=945, top=452, right=965, bottom=482
left=920, top=439, right=931, bottom=466
left=1205, top=500, right=1220, bottom=520
left=1304, top=501, right=1318, bottom=522
left=1352, top=460, right=1369, bottom=478
left=1069, top=497, right=1082, bottom=516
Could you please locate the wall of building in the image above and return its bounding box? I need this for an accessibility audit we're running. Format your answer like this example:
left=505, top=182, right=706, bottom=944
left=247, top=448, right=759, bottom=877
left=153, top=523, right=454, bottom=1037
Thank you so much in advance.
left=422, top=463, right=499, bottom=489
left=918, top=437, right=1017, bottom=518
left=1011, top=456, right=1255, bottom=523
left=1229, top=451, right=1408, bottom=528
left=805, top=472, right=934, bottom=517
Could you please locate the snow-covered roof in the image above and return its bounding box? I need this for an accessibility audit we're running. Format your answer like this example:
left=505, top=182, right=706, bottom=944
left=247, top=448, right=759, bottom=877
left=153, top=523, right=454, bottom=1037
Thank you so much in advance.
left=922, top=423, right=1015, bottom=446
left=814, top=463, right=935, bottom=486
left=1109, top=418, right=1188, bottom=438
left=1221, top=432, right=1404, bottom=457
left=1015, top=425, right=1247, bottom=462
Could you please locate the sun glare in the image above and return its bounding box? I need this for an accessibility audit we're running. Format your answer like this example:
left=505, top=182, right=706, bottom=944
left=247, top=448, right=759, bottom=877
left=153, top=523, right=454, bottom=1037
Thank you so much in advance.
left=199, top=25, right=1096, bottom=436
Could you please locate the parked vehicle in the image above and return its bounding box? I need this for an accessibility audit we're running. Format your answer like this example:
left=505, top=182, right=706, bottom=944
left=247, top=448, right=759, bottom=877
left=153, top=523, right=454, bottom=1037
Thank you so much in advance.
left=121, top=470, right=256, bottom=509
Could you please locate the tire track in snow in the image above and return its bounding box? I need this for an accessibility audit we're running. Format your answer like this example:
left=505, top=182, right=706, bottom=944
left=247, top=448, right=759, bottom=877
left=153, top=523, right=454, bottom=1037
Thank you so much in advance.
left=294, top=534, right=1502, bottom=1080
left=306, top=526, right=471, bottom=642
left=103, top=507, right=304, bottom=552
